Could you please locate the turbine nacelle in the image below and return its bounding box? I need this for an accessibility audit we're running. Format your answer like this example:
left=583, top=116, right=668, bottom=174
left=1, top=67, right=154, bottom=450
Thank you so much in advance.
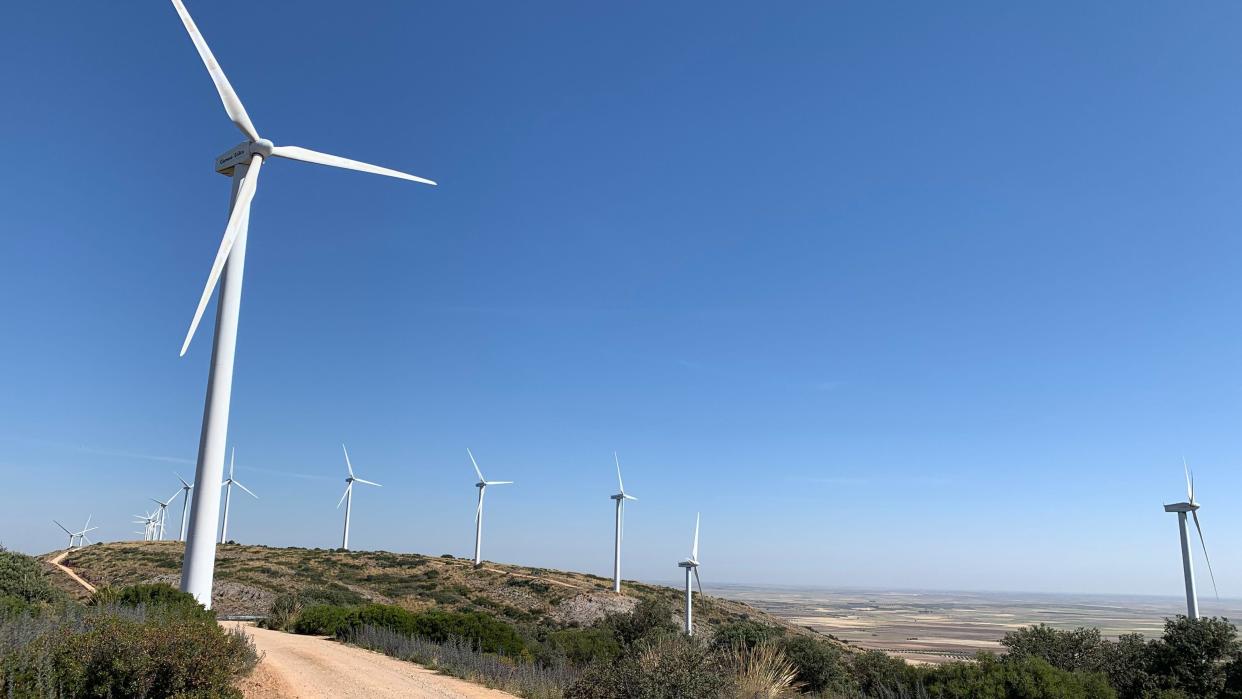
left=1164, top=501, right=1199, bottom=513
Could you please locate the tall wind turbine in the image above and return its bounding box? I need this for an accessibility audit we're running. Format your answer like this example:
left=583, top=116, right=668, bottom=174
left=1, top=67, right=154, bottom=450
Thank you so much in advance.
left=610, top=453, right=638, bottom=593
left=167, top=0, right=436, bottom=607
left=53, top=517, right=96, bottom=549
left=53, top=521, right=76, bottom=549
left=151, top=489, right=183, bottom=541
left=1164, top=460, right=1217, bottom=619
left=468, top=449, right=513, bottom=566
left=338, top=444, right=382, bottom=551
left=175, top=474, right=194, bottom=542
left=676, top=513, right=703, bottom=636
left=219, top=448, right=258, bottom=544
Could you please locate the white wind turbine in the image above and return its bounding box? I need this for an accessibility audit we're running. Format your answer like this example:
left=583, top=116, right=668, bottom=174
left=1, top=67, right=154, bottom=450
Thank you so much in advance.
left=468, top=449, right=513, bottom=566
left=175, top=474, right=194, bottom=542
left=134, top=512, right=159, bottom=542
left=338, top=444, right=382, bottom=551
left=1164, top=459, right=1217, bottom=619
left=610, top=453, right=638, bottom=593
left=166, top=0, right=436, bottom=606
left=53, top=516, right=97, bottom=549
left=72, top=516, right=99, bottom=548
left=676, top=513, right=703, bottom=636
left=151, top=488, right=183, bottom=541
left=219, top=448, right=258, bottom=544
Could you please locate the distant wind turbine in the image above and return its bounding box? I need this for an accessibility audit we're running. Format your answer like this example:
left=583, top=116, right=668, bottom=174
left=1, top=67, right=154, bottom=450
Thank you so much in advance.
left=53, top=516, right=96, bottom=549
left=338, top=444, right=381, bottom=551
left=677, top=513, right=703, bottom=636
left=219, top=448, right=258, bottom=544
left=610, top=453, right=638, bottom=593
left=175, top=474, right=194, bottom=542
left=151, top=489, right=183, bottom=541
left=1164, top=459, right=1217, bottom=619
left=468, top=449, right=513, bottom=566
left=167, top=0, right=436, bottom=607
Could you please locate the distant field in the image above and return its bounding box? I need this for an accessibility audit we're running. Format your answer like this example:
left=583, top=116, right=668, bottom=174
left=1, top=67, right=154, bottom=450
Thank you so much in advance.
left=706, top=584, right=1242, bottom=665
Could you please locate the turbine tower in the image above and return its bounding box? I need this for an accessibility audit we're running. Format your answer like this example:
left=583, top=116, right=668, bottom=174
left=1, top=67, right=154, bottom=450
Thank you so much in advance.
left=175, top=473, right=194, bottom=542
left=54, top=516, right=96, bottom=549
left=1164, top=460, right=1217, bottom=619
left=219, top=448, right=258, bottom=544
left=676, top=513, right=703, bottom=636
left=338, top=444, right=382, bottom=551
left=610, top=453, right=637, bottom=593
left=468, top=449, right=513, bottom=566
left=167, top=0, right=436, bottom=607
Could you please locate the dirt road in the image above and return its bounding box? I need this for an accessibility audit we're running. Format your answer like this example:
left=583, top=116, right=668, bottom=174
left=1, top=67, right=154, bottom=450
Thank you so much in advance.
left=226, top=623, right=516, bottom=699
left=49, top=550, right=96, bottom=594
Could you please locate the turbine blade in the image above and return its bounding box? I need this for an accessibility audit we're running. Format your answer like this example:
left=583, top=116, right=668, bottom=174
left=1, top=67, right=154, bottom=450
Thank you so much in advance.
left=475, top=494, right=483, bottom=524
left=615, top=452, right=625, bottom=494
left=1191, top=510, right=1219, bottom=599
left=230, top=447, right=236, bottom=479
left=234, top=481, right=258, bottom=499
left=270, top=145, right=436, bottom=186
left=354, top=478, right=382, bottom=487
left=467, top=448, right=485, bottom=482
left=619, top=499, right=625, bottom=544
left=624, top=494, right=638, bottom=501
left=693, top=567, right=703, bottom=596
left=83, top=514, right=92, bottom=530
left=167, top=488, right=183, bottom=504
left=168, top=0, right=260, bottom=141
left=1184, top=457, right=1193, bottom=502
left=342, top=444, right=355, bottom=477
left=485, top=480, right=513, bottom=486
left=176, top=472, right=193, bottom=489
left=691, top=513, right=700, bottom=561
left=180, top=156, right=264, bottom=356
left=81, top=535, right=92, bottom=545
left=53, top=520, right=73, bottom=535
left=336, top=483, right=352, bottom=509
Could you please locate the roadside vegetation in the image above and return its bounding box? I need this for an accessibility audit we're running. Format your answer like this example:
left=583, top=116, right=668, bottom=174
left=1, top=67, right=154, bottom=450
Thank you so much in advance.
left=0, top=547, right=257, bottom=698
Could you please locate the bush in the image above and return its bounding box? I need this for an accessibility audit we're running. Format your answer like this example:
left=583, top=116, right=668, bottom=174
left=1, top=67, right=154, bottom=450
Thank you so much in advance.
left=294, top=604, right=353, bottom=636
left=546, top=627, right=623, bottom=665
left=566, top=634, right=730, bottom=698
left=0, top=605, right=258, bottom=698
left=725, top=642, right=802, bottom=698
left=1003, top=624, right=1108, bottom=673
left=336, top=604, right=533, bottom=658
left=598, top=598, right=679, bottom=647
left=922, top=653, right=1116, bottom=698
left=0, top=547, right=66, bottom=607
left=90, top=583, right=212, bottom=621
left=778, top=635, right=853, bottom=694
left=259, top=586, right=366, bottom=630
left=711, top=619, right=783, bottom=650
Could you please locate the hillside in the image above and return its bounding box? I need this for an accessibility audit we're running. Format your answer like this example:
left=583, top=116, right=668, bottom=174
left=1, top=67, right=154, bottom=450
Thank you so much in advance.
left=42, top=542, right=817, bottom=640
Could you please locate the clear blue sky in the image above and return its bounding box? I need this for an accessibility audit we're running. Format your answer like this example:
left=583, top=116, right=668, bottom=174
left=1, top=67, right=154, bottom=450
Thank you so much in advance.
left=1, top=2, right=1240, bottom=602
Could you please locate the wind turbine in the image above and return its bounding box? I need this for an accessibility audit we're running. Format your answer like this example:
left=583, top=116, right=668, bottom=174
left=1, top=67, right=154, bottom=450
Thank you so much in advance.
left=468, top=449, right=513, bottom=566
left=1164, top=459, right=1217, bottom=619
left=151, top=489, right=183, bottom=541
left=166, top=0, right=436, bottom=607
left=72, top=516, right=98, bottom=548
left=175, top=473, right=194, bottom=542
left=53, top=521, right=76, bottom=549
left=610, top=453, right=638, bottom=593
left=134, top=512, right=159, bottom=542
left=676, top=513, right=703, bottom=636
left=219, top=448, right=258, bottom=544
left=338, top=444, right=382, bottom=551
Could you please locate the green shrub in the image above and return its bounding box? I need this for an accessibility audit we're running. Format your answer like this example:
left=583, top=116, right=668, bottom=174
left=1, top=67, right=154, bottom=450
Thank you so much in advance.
left=778, top=635, right=853, bottom=694
left=598, top=598, right=679, bottom=647
left=0, top=547, right=66, bottom=606
left=547, top=627, right=623, bottom=665
left=294, top=604, right=352, bottom=636
left=566, top=634, right=730, bottom=698
left=0, top=606, right=258, bottom=698
left=335, top=604, right=532, bottom=658
left=923, top=653, right=1116, bottom=698
left=710, top=619, right=783, bottom=650
left=90, top=583, right=212, bottom=621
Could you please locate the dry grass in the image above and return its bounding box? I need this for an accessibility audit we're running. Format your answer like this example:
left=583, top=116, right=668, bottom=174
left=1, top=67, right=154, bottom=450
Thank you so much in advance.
left=727, top=642, right=804, bottom=698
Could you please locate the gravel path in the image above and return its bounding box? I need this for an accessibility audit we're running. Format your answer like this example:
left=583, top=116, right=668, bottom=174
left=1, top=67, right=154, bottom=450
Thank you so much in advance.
left=227, top=623, right=517, bottom=699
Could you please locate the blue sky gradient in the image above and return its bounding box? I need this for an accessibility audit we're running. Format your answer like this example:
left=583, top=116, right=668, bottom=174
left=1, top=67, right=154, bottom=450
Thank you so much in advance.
left=2, top=2, right=1241, bottom=602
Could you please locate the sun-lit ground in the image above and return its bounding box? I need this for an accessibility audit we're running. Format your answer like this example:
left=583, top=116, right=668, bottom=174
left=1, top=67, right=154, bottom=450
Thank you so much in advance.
left=709, top=585, right=1242, bottom=664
